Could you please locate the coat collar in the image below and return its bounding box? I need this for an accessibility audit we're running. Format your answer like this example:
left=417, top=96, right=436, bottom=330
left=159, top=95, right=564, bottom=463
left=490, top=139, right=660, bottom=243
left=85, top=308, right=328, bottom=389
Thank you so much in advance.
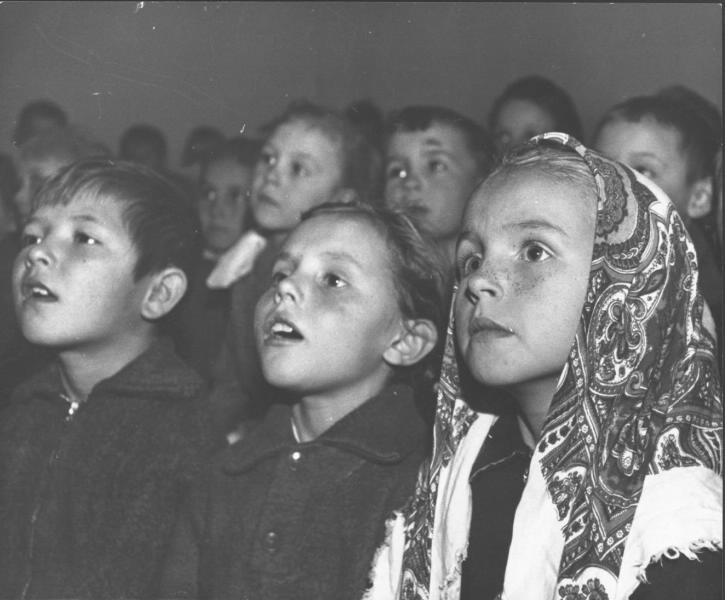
left=13, top=337, right=204, bottom=407
left=469, top=410, right=531, bottom=480
left=223, top=383, right=426, bottom=473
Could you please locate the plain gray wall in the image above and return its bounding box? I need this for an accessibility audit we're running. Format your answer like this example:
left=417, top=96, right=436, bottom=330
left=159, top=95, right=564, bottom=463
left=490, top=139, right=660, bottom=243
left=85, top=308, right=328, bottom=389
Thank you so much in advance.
left=1, top=2, right=721, bottom=163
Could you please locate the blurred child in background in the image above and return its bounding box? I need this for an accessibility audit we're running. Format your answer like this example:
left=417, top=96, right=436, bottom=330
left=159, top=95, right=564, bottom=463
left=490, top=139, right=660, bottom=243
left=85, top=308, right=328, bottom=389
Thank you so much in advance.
left=383, top=105, right=494, bottom=272
left=179, top=125, right=226, bottom=184
left=169, top=136, right=261, bottom=384
left=593, top=91, right=723, bottom=342
left=488, top=75, right=583, bottom=155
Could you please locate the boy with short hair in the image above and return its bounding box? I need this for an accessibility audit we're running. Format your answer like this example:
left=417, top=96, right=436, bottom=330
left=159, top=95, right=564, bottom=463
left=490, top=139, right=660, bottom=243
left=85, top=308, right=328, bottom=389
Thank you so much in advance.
left=383, top=105, right=494, bottom=269
left=593, top=93, right=722, bottom=337
left=0, top=158, right=214, bottom=599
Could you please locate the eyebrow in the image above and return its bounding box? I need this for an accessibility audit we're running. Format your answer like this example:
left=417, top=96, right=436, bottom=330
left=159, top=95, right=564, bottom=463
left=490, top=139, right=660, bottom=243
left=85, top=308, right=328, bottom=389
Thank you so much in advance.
left=505, top=219, right=569, bottom=237
left=457, top=219, right=569, bottom=244
left=276, top=249, right=363, bottom=270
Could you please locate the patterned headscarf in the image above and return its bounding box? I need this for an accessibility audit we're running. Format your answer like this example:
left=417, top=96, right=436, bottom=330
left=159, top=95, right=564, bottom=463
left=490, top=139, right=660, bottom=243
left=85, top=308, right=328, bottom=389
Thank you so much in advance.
left=365, top=133, right=722, bottom=600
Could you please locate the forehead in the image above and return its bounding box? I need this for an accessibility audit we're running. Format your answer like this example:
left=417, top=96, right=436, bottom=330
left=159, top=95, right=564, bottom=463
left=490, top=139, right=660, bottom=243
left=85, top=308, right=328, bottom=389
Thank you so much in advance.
left=35, top=191, right=128, bottom=229
left=464, top=168, right=595, bottom=234
left=595, top=117, right=685, bottom=160
left=387, top=123, right=471, bottom=156
left=270, top=120, right=342, bottom=155
left=284, top=213, right=389, bottom=265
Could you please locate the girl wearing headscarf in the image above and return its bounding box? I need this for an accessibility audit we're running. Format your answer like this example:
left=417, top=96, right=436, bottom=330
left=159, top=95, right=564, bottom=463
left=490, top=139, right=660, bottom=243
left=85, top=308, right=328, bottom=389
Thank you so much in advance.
left=365, top=133, right=722, bottom=600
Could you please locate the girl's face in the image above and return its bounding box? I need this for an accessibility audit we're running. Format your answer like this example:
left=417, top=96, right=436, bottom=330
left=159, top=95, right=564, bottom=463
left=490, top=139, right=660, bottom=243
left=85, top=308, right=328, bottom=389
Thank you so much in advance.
left=254, top=213, right=404, bottom=403
left=454, top=168, right=595, bottom=403
left=197, top=157, right=253, bottom=254
left=492, top=99, right=556, bottom=155
left=251, top=120, right=345, bottom=233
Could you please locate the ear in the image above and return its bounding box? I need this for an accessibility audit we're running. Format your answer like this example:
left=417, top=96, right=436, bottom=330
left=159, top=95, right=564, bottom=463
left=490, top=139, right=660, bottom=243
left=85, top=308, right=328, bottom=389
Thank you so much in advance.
left=383, top=318, right=438, bottom=367
left=686, top=177, right=713, bottom=220
left=140, top=267, right=188, bottom=321
left=330, top=187, right=359, bottom=205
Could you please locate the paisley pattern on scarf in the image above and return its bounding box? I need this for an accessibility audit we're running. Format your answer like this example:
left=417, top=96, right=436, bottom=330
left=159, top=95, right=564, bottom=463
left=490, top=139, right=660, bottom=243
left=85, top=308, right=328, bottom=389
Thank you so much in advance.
left=534, top=134, right=721, bottom=597
left=391, top=132, right=722, bottom=600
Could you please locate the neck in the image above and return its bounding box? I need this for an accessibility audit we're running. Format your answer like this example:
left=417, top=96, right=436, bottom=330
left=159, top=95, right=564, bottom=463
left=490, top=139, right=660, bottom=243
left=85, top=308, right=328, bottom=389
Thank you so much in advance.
left=508, top=374, right=559, bottom=442
left=56, top=334, right=156, bottom=405
left=289, top=377, right=388, bottom=442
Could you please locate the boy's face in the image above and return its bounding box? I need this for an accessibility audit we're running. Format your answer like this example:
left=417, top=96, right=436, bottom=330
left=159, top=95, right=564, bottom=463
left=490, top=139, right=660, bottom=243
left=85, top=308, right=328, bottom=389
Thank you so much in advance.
left=254, top=213, right=402, bottom=401
left=384, top=123, right=480, bottom=243
left=594, top=117, right=692, bottom=216
left=198, top=158, right=253, bottom=254
left=13, top=194, right=153, bottom=354
left=251, top=121, right=345, bottom=233
left=492, top=99, right=556, bottom=155
left=454, top=169, right=595, bottom=401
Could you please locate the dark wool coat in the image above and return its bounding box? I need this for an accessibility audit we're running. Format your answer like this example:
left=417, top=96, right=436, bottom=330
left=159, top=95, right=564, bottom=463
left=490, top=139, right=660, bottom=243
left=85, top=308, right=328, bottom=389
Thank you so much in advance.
left=0, top=340, right=215, bottom=600
left=158, top=383, right=428, bottom=600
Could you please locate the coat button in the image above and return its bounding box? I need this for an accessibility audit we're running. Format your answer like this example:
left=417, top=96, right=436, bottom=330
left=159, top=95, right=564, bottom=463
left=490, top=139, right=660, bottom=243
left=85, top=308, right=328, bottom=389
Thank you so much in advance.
left=263, top=531, right=278, bottom=553
left=289, top=450, right=302, bottom=470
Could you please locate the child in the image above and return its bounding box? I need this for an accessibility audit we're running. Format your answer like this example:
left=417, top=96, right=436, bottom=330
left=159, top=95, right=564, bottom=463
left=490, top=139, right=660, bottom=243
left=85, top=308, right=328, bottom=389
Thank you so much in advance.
left=366, top=133, right=722, bottom=600
left=487, top=75, right=583, bottom=156
left=383, top=105, right=494, bottom=270
left=207, top=100, right=380, bottom=438
left=0, top=159, right=214, bottom=599
left=12, top=99, right=68, bottom=147
left=1, top=126, right=110, bottom=398
left=593, top=93, right=723, bottom=342
left=179, top=125, right=226, bottom=183
left=169, top=136, right=261, bottom=382
left=159, top=202, right=447, bottom=599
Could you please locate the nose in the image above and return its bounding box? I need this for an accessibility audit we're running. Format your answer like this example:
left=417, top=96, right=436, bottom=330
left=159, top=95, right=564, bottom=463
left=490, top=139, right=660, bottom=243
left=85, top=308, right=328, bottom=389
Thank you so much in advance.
left=273, top=275, right=301, bottom=305
left=24, top=240, right=53, bottom=269
left=463, top=260, right=503, bottom=304
left=401, top=170, right=421, bottom=190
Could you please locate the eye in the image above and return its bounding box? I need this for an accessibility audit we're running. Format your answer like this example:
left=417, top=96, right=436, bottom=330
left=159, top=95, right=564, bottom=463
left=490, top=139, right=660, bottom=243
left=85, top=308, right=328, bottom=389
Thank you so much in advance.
left=270, top=270, right=288, bottom=286
left=457, top=252, right=483, bottom=279
left=322, top=272, right=345, bottom=288
left=260, top=149, right=276, bottom=167
left=74, top=232, right=100, bottom=246
left=20, top=233, right=41, bottom=248
left=428, top=159, right=448, bottom=174
left=291, top=161, right=309, bottom=178
left=521, top=242, right=551, bottom=262
left=386, top=164, right=407, bottom=181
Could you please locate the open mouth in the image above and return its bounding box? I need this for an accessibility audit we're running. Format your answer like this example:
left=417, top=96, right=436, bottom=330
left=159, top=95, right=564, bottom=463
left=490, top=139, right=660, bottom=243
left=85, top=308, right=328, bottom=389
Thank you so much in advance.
left=266, top=316, right=303, bottom=341
left=255, top=192, right=279, bottom=207
left=22, top=280, right=58, bottom=302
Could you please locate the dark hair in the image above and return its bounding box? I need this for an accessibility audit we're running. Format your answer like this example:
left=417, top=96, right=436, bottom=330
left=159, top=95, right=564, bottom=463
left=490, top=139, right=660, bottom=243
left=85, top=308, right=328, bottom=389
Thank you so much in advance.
left=385, top=105, right=495, bottom=176
left=261, top=100, right=382, bottom=204
left=200, top=136, right=262, bottom=175
left=181, top=125, right=226, bottom=167
left=119, top=124, right=168, bottom=166
left=593, top=94, right=721, bottom=183
left=300, top=201, right=448, bottom=395
left=13, top=100, right=68, bottom=147
left=33, top=158, right=202, bottom=282
left=488, top=75, right=583, bottom=141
